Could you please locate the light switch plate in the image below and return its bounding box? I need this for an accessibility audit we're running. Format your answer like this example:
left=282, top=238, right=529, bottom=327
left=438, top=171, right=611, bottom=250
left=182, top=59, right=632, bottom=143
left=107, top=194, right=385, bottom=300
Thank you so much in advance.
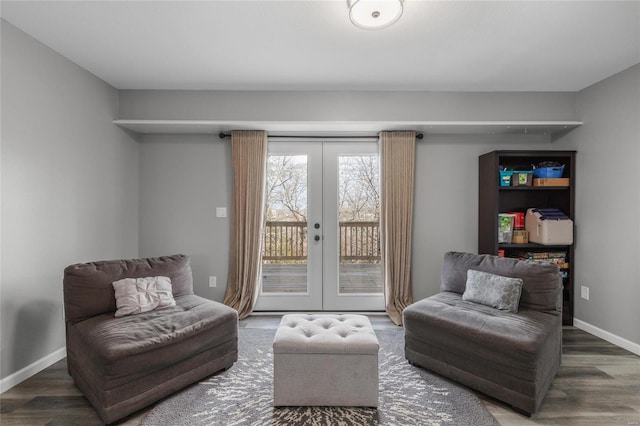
left=209, top=276, right=217, bottom=288
left=580, top=286, right=589, bottom=300
left=216, top=207, right=227, bottom=218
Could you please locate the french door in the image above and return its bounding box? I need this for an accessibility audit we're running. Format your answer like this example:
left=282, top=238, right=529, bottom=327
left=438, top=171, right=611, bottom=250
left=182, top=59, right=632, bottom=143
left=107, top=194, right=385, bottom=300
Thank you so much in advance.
left=254, top=141, right=384, bottom=311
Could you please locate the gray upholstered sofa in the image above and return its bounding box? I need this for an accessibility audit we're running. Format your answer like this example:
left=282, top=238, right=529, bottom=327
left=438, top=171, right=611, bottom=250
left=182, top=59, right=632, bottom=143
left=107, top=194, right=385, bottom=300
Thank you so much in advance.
left=404, top=251, right=562, bottom=415
left=63, top=254, right=238, bottom=424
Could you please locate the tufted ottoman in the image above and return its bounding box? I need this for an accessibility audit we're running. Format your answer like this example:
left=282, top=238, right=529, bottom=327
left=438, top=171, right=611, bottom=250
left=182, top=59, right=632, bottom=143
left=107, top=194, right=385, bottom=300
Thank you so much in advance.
left=273, top=314, right=379, bottom=407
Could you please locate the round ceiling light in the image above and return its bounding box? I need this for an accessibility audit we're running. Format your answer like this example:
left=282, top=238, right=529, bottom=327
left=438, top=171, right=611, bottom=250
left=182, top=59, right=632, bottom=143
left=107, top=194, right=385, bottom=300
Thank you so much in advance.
left=348, top=0, right=404, bottom=30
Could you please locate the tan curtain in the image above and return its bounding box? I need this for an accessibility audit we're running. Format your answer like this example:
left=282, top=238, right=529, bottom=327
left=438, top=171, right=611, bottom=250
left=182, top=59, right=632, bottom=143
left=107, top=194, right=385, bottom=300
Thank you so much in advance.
left=223, top=130, right=268, bottom=319
left=380, top=130, right=416, bottom=325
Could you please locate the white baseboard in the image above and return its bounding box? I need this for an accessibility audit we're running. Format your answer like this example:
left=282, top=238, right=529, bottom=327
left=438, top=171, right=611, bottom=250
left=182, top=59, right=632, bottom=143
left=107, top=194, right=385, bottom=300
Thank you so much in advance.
left=0, top=347, right=67, bottom=394
left=573, top=319, right=640, bottom=356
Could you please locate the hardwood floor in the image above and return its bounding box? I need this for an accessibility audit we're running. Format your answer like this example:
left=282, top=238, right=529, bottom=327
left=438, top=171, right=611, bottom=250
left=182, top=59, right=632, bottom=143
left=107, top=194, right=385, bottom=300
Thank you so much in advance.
left=480, top=326, right=640, bottom=425
left=1, top=315, right=638, bottom=425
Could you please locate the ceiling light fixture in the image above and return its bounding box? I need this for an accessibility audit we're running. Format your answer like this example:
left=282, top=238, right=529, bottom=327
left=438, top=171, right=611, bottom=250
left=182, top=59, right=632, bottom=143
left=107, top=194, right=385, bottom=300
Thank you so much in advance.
left=348, top=0, right=404, bottom=30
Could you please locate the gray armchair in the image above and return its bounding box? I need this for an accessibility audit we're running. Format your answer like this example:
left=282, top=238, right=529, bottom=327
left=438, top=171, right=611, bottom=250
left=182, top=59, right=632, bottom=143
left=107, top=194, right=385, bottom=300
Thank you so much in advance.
left=404, top=251, right=562, bottom=415
left=63, top=254, right=238, bottom=424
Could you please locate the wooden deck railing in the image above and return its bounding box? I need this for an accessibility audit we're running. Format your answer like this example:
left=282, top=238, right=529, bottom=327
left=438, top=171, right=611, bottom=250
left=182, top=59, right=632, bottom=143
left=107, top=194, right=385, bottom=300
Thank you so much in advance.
left=263, top=221, right=381, bottom=262
left=339, top=221, right=380, bottom=261
left=263, top=221, right=308, bottom=261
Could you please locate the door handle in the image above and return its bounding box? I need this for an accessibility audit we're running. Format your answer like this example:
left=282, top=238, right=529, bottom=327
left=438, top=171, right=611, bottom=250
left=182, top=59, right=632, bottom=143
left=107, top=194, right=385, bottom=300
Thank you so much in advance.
left=314, top=235, right=320, bottom=242
left=314, top=223, right=320, bottom=229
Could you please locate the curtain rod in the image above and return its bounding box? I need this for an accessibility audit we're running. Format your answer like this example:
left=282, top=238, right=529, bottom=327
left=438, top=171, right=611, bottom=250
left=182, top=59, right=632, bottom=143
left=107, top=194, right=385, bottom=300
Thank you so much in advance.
left=217, top=132, right=423, bottom=140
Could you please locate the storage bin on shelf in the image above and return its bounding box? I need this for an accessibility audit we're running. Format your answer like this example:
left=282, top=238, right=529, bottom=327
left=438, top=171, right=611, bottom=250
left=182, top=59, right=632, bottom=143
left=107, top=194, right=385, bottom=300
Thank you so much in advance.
left=499, top=170, right=513, bottom=187
left=498, top=213, right=515, bottom=243
left=533, top=160, right=565, bottom=179
left=499, top=164, right=535, bottom=186
left=525, top=208, right=573, bottom=245
left=511, top=170, right=534, bottom=186
left=533, top=166, right=564, bottom=178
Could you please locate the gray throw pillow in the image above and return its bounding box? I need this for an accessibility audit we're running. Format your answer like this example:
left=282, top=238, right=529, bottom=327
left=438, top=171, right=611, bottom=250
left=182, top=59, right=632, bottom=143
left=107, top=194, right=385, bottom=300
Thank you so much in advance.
left=462, top=269, right=523, bottom=313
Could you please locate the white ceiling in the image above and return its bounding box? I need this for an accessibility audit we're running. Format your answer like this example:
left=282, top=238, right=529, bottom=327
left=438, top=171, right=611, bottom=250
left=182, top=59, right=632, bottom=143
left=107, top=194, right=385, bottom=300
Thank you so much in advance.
left=1, top=0, right=639, bottom=92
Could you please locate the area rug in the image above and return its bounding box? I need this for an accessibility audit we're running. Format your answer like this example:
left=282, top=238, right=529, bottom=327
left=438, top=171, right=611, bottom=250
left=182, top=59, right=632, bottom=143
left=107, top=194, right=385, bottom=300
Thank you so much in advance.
left=142, top=328, right=498, bottom=426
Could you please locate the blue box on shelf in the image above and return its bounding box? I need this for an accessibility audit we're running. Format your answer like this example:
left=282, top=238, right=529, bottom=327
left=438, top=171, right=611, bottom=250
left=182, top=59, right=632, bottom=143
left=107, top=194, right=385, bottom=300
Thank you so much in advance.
left=533, top=166, right=564, bottom=178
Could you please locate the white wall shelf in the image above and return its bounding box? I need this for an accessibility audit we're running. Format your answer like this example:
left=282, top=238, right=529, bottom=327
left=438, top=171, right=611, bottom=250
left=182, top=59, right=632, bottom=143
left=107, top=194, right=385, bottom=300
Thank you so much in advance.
left=113, top=119, right=582, bottom=137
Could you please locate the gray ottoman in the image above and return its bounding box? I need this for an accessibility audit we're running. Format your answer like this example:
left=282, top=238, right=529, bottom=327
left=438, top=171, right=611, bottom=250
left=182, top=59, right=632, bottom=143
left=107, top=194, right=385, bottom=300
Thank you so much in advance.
left=273, top=314, right=379, bottom=407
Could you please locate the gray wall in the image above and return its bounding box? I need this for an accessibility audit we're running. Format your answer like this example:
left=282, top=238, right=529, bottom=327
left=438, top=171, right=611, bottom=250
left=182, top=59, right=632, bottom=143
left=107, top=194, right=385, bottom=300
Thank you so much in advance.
left=138, top=134, right=231, bottom=301
left=555, top=64, right=640, bottom=345
left=119, top=89, right=577, bottom=122
left=0, top=21, right=139, bottom=379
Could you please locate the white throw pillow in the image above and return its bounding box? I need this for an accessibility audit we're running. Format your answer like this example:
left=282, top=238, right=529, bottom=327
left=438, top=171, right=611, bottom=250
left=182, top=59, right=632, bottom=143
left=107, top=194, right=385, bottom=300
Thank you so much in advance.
left=462, top=269, right=523, bottom=313
left=112, top=276, right=176, bottom=317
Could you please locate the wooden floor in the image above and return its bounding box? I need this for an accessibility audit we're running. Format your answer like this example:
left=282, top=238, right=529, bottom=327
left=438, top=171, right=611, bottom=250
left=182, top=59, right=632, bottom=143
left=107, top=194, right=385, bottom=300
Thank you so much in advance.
left=262, top=263, right=383, bottom=293
left=1, top=315, right=638, bottom=425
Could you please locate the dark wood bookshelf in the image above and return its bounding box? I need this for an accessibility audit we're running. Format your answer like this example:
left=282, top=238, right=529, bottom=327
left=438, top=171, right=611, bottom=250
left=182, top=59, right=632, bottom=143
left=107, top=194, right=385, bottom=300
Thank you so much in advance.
left=478, top=150, right=576, bottom=325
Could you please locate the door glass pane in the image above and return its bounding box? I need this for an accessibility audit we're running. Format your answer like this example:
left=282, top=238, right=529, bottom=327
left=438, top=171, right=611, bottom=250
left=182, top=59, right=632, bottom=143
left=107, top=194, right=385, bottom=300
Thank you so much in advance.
left=262, top=155, right=308, bottom=293
left=338, top=155, right=382, bottom=294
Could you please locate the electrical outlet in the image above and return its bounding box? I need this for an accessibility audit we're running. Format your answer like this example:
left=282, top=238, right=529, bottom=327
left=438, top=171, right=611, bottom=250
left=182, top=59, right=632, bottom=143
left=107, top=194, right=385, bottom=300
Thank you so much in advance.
left=209, top=276, right=217, bottom=288
left=216, top=207, right=227, bottom=218
left=581, top=286, right=590, bottom=300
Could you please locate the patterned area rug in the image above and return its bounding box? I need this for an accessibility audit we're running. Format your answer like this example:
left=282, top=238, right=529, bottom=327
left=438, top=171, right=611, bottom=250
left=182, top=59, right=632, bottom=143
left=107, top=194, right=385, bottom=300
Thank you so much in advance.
left=142, top=327, right=498, bottom=426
